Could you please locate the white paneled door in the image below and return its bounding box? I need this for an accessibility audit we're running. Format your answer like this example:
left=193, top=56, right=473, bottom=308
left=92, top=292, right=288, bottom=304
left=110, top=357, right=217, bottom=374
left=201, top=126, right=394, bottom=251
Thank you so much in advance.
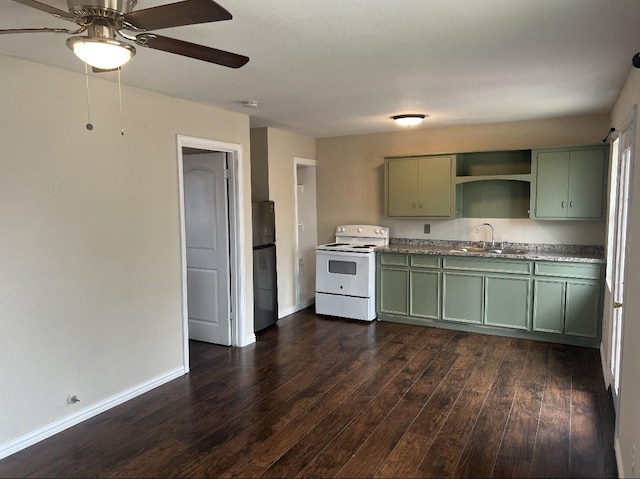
left=183, top=153, right=231, bottom=345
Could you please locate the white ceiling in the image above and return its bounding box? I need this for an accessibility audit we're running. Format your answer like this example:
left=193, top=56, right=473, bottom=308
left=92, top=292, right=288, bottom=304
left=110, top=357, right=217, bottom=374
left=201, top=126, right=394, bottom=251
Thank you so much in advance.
left=2, top=0, right=640, bottom=138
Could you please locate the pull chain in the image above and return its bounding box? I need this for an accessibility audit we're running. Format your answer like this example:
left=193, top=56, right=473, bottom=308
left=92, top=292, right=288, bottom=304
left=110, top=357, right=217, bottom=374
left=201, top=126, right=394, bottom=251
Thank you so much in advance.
left=83, top=61, right=94, bottom=130
left=118, top=67, right=125, bottom=136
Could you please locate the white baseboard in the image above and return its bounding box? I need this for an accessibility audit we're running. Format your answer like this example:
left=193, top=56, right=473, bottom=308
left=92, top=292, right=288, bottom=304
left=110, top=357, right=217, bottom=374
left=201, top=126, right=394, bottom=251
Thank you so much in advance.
left=0, top=366, right=185, bottom=461
left=239, top=334, right=256, bottom=347
left=279, top=298, right=315, bottom=319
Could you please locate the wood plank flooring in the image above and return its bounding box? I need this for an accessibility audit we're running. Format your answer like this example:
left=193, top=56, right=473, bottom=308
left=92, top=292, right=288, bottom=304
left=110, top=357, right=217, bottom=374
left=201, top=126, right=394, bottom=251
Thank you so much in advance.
left=0, top=308, right=618, bottom=478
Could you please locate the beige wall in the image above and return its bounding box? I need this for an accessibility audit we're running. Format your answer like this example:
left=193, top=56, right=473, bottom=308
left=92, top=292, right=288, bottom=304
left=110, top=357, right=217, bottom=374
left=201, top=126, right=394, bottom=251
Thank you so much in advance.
left=316, top=115, right=611, bottom=246
left=250, top=128, right=269, bottom=201
left=254, top=128, right=316, bottom=316
left=609, top=67, right=640, bottom=478
left=0, top=55, right=252, bottom=451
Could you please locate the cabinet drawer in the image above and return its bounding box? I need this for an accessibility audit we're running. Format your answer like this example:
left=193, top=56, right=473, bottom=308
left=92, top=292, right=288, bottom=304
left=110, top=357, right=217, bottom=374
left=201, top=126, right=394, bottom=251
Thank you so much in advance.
left=410, top=255, right=440, bottom=268
left=534, top=262, right=601, bottom=279
left=443, top=257, right=531, bottom=274
left=379, top=253, right=408, bottom=267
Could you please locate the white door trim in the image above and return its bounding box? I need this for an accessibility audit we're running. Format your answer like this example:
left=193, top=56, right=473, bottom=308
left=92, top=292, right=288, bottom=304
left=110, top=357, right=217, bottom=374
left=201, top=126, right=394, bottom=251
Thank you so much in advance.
left=177, top=135, right=249, bottom=372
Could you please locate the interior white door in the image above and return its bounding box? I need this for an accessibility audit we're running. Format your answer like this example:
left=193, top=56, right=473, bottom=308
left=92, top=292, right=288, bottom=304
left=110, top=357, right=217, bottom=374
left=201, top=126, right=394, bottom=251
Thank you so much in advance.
left=183, top=152, right=231, bottom=345
left=604, top=106, right=635, bottom=415
left=610, top=132, right=633, bottom=403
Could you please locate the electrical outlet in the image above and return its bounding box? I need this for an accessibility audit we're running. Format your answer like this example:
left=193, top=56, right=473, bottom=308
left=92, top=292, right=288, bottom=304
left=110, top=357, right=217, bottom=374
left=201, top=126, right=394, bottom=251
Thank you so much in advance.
left=423, top=224, right=431, bottom=234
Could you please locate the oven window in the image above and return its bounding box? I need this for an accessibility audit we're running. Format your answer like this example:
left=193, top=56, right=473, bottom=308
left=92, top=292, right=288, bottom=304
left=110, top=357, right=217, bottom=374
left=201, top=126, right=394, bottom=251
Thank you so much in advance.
left=328, top=260, right=357, bottom=275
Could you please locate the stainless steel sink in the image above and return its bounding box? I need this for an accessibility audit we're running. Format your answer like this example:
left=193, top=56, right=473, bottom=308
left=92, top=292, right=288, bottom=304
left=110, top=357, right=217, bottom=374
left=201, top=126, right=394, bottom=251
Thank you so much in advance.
left=449, top=246, right=527, bottom=255
left=485, top=248, right=527, bottom=255
left=449, top=246, right=490, bottom=253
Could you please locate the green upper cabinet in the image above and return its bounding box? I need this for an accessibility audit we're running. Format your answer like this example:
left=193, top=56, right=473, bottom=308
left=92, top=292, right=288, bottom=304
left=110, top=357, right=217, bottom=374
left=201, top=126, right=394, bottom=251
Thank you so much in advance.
left=530, top=146, right=608, bottom=219
left=385, top=155, right=455, bottom=217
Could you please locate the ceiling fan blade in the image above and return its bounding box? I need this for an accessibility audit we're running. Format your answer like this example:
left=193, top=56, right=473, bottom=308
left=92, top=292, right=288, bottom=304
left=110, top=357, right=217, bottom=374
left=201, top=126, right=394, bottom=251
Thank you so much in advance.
left=0, top=27, right=75, bottom=35
left=124, top=0, right=232, bottom=31
left=11, top=0, right=77, bottom=22
left=136, top=33, right=249, bottom=69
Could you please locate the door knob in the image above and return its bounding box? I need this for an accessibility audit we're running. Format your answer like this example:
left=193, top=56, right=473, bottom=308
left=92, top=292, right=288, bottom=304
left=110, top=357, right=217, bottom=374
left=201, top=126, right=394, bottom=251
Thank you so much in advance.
left=614, top=301, right=623, bottom=309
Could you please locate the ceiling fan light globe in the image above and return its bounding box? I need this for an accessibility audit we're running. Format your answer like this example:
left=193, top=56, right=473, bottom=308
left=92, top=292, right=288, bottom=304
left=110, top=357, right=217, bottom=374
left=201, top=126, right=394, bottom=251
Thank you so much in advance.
left=66, top=37, right=136, bottom=70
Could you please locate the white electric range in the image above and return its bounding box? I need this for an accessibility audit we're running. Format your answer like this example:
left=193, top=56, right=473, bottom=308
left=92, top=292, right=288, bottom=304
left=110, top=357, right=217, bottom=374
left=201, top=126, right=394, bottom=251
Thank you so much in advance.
left=315, top=225, right=389, bottom=321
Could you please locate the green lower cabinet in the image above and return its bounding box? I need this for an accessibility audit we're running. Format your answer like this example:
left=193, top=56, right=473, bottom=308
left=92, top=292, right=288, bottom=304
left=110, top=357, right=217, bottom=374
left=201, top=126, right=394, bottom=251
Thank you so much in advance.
left=565, top=281, right=601, bottom=338
left=484, top=275, right=531, bottom=330
left=378, top=266, right=409, bottom=315
left=532, top=280, right=564, bottom=333
left=532, top=278, right=601, bottom=338
left=409, top=270, right=440, bottom=319
left=377, top=252, right=602, bottom=346
left=442, top=272, right=484, bottom=324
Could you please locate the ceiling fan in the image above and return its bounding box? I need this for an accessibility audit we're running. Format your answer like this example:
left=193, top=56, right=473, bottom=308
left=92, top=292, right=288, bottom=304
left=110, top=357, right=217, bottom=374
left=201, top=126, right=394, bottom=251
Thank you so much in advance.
left=0, top=0, right=249, bottom=70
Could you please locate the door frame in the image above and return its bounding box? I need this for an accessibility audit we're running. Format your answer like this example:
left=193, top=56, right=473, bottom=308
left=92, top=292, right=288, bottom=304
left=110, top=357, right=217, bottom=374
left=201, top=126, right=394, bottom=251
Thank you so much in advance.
left=177, top=135, right=248, bottom=372
left=293, top=157, right=317, bottom=311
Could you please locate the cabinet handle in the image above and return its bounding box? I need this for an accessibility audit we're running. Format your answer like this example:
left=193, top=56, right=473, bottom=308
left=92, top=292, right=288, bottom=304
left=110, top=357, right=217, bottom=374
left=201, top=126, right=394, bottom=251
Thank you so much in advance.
left=561, top=200, right=566, bottom=209
left=419, top=200, right=423, bottom=208
left=569, top=200, right=574, bottom=208
left=412, top=201, right=417, bottom=209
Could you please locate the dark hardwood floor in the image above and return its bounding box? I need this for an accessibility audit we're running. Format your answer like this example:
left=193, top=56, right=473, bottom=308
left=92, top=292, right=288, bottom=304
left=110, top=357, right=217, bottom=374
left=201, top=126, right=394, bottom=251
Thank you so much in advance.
left=0, top=308, right=618, bottom=478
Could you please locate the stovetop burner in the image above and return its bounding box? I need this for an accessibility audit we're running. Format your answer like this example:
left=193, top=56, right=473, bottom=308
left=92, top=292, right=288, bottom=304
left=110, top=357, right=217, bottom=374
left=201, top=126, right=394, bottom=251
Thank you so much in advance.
left=316, top=242, right=380, bottom=252
left=316, top=225, right=389, bottom=253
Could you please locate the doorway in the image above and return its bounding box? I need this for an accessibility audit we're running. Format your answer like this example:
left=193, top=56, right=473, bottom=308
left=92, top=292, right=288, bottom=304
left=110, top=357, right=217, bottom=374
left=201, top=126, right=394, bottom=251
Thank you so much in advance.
left=293, top=158, right=317, bottom=310
left=177, top=135, right=248, bottom=372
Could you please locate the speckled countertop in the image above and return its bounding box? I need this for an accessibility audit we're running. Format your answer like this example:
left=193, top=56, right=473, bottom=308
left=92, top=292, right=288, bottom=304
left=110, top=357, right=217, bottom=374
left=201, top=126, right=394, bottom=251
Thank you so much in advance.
left=378, top=238, right=605, bottom=264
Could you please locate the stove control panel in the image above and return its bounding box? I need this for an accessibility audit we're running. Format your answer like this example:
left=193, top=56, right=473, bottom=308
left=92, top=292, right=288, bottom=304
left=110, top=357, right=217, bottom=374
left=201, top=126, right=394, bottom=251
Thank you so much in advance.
left=336, top=225, right=389, bottom=245
left=335, top=225, right=389, bottom=239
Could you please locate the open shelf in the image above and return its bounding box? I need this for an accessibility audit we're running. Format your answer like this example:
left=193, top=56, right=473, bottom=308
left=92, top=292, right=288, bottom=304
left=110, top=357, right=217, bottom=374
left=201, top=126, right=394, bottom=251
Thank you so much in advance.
left=455, top=173, right=532, bottom=184
left=454, top=149, right=532, bottom=218
left=455, top=149, right=532, bottom=186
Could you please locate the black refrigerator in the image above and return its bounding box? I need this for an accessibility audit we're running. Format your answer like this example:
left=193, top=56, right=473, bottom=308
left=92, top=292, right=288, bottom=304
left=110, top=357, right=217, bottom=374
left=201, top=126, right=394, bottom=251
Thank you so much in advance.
left=252, top=201, right=278, bottom=332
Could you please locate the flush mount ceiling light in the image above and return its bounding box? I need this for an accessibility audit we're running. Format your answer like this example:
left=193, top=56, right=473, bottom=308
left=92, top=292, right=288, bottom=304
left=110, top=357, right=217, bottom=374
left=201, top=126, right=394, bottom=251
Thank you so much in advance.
left=392, top=114, right=427, bottom=127
left=66, top=36, right=136, bottom=70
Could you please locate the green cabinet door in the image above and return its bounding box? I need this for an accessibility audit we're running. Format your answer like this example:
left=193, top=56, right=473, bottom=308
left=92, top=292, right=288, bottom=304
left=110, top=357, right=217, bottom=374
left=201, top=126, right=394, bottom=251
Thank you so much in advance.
left=567, top=149, right=605, bottom=218
left=484, top=275, right=530, bottom=330
left=387, top=159, right=419, bottom=216
left=416, top=156, right=453, bottom=217
left=532, top=279, right=565, bottom=334
left=531, top=146, right=606, bottom=219
left=409, top=270, right=440, bottom=319
left=533, top=152, right=570, bottom=218
left=442, top=272, right=484, bottom=324
left=565, top=280, right=601, bottom=338
left=379, top=267, right=409, bottom=315
left=386, top=155, right=454, bottom=217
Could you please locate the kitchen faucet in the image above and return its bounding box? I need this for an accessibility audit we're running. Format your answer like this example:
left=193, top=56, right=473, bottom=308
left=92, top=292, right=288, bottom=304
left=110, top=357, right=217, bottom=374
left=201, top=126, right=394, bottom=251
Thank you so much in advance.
left=476, top=222, right=495, bottom=246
